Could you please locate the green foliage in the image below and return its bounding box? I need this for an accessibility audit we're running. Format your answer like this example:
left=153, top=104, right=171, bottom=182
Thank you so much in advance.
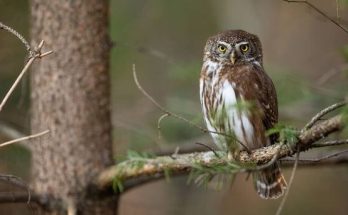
left=113, top=176, right=124, bottom=192
left=188, top=159, right=241, bottom=189
left=112, top=150, right=155, bottom=192
left=266, top=124, right=299, bottom=146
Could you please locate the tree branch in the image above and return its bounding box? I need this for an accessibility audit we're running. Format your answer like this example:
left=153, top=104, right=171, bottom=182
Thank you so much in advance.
left=0, top=40, right=53, bottom=112
left=282, top=0, right=348, bottom=34
left=94, top=114, right=345, bottom=193
left=0, top=130, right=49, bottom=148
left=0, top=23, right=54, bottom=207
left=0, top=21, right=32, bottom=56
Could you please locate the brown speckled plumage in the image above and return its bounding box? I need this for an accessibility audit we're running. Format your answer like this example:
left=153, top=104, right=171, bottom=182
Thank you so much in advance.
left=199, top=30, right=286, bottom=199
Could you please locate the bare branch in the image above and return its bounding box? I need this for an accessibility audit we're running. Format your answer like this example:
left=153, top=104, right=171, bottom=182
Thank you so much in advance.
left=0, top=57, right=35, bottom=112
left=0, top=40, right=53, bottom=112
left=295, top=149, right=348, bottom=162
left=0, top=174, right=31, bottom=204
left=301, top=101, right=346, bottom=132
left=157, top=113, right=169, bottom=140
left=132, top=64, right=206, bottom=131
left=280, top=151, right=348, bottom=167
left=0, top=21, right=32, bottom=56
left=0, top=27, right=53, bottom=207
left=0, top=130, right=50, bottom=148
left=312, top=139, right=348, bottom=148
left=282, top=0, right=348, bottom=34
left=0, top=191, right=64, bottom=212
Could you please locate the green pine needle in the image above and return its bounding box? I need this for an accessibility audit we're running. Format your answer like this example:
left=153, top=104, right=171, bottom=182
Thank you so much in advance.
left=112, top=176, right=124, bottom=192
left=266, top=124, right=299, bottom=145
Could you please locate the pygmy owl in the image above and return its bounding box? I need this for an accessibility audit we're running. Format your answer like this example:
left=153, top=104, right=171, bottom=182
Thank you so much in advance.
left=199, top=30, right=286, bottom=199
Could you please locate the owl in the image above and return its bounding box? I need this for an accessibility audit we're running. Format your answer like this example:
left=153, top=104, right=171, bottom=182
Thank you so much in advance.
left=199, top=30, right=286, bottom=199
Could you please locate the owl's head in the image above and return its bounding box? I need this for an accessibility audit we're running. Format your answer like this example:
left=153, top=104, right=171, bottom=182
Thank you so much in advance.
left=203, top=30, right=263, bottom=67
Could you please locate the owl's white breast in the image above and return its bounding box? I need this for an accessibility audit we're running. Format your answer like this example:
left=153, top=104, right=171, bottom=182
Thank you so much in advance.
left=200, top=60, right=254, bottom=151
left=221, top=80, right=254, bottom=149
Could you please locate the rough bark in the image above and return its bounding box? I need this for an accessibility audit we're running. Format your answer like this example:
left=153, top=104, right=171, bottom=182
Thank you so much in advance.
left=30, top=0, right=116, bottom=214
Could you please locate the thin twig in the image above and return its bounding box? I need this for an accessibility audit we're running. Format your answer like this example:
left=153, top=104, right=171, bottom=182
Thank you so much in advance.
left=0, top=174, right=31, bottom=204
left=170, top=147, right=180, bottom=160
left=302, top=101, right=346, bottom=132
left=0, top=57, right=35, bottom=112
left=195, top=142, right=220, bottom=158
left=0, top=130, right=50, bottom=148
left=0, top=40, right=53, bottom=112
left=132, top=64, right=203, bottom=129
left=0, top=21, right=32, bottom=56
left=282, top=0, right=348, bottom=34
left=157, top=113, right=169, bottom=140
left=275, top=147, right=300, bottom=215
left=312, top=139, right=348, bottom=148
left=296, top=149, right=348, bottom=162
left=132, top=64, right=251, bottom=153
left=39, top=50, right=54, bottom=58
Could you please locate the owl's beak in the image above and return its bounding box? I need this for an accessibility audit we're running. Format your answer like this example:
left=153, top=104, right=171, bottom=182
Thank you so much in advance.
left=230, top=51, right=236, bottom=65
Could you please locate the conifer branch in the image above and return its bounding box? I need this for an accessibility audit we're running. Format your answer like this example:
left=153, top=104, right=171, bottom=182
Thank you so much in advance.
left=95, top=114, right=345, bottom=193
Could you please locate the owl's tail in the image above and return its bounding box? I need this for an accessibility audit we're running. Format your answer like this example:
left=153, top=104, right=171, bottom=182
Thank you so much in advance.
left=253, top=163, right=287, bottom=199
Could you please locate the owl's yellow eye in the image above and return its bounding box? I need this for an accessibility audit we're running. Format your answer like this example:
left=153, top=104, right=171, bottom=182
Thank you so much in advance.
left=217, top=44, right=227, bottom=53
left=240, top=44, right=249, bottom=52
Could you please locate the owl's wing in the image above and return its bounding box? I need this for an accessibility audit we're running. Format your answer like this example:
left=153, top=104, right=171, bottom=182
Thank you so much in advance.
left=226, top=64, right=278, bottom=146
left=256, top=68, right=278, bottom=144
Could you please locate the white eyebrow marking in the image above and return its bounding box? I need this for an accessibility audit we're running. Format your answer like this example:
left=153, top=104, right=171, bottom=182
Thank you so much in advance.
left=217, top=41, right=230, bottom=47
left=235, top=41, right=249, bottom=49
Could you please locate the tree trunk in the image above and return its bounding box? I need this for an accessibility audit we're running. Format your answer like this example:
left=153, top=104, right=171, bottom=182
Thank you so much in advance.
left=30, top=0, right=116, bottom=214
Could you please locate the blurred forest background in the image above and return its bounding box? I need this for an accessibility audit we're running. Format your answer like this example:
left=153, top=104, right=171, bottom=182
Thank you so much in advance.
left=0, top=0, right=348, bottom=214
